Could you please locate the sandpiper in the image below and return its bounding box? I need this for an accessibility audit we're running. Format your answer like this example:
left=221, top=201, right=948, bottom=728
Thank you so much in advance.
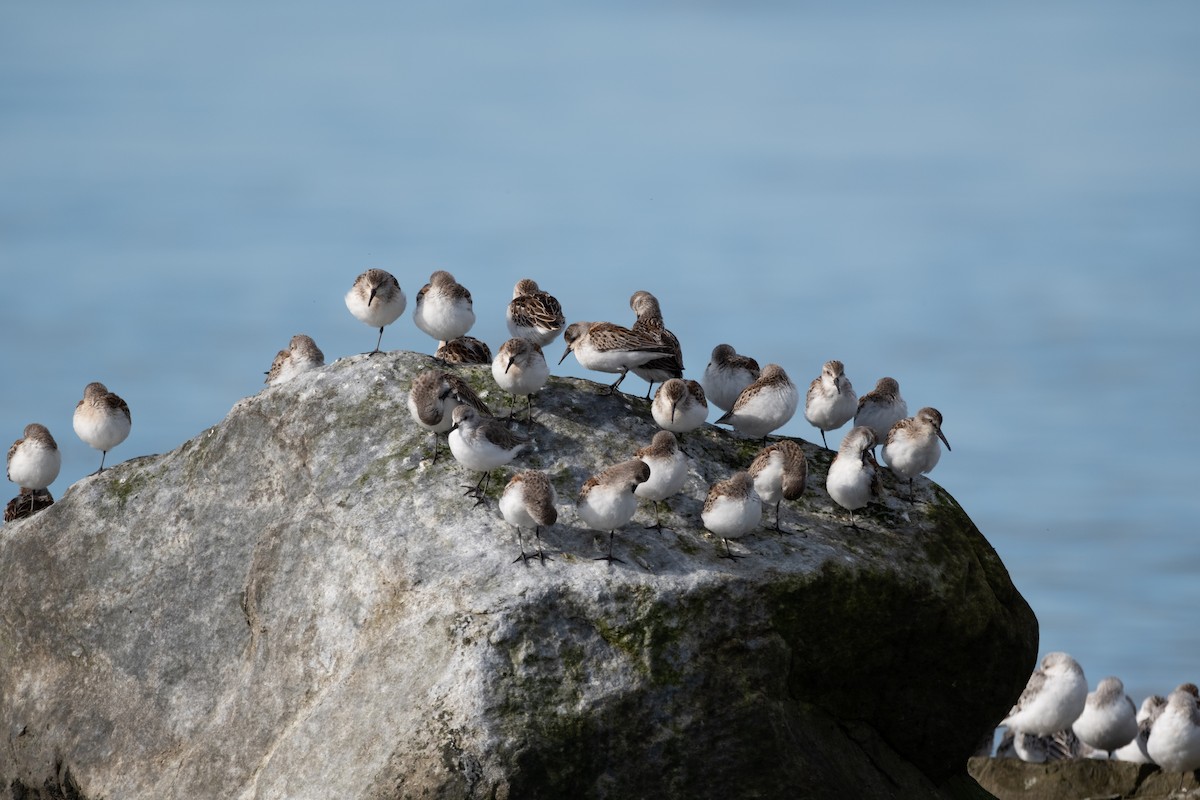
left=435, top=336, right=492, bottom=365
left=559, top=321, right=675, bottom=395
left=499, top=469, right=558, bottom=564
left=701, top=471, right=761, bottom=560
left=413, top=270, right=475, bottom=346
left=7, top=423, right=61, bottom=491
left=492, top=337, right=549, bottom=423
left=506, top=278, right=566, bottom=346
left=73, top=382, right=132, bottom=474
left=345, top=268, right=406, bottom=354
left=881, top=407, right=951, bottom=501
left=749, top=440, right=807, bottom=533
left=1113, top=694, right=1168, bottom=763
left=576, top=458, right=651, bottom=563
left=629, top=290, right=684, bottom=398
left=448, top=405, right=532, bottom=506
left=702, top=343, right=760, bottom=413
left=633, top=430, right=688, bottom=531
left=407, top=371, right=491, bottom=463
left=804, top=360, right=857, bottom=449
left=1001, top=652, right=1088, bottom=737
left=651, top=379, right=708, bottom=434
left=1146, top=687, right=1200, bottom=775
left=825, top=426, right=880, bottom=529
left=4, top=487, right=54, bottom=522
left=1072, top=676, right=1138, bottom=758
left=853, top=377, right=907, bottom=445
left=715, top=364, right=799, bottom=439
left=265, top=334, right=325, bottom=386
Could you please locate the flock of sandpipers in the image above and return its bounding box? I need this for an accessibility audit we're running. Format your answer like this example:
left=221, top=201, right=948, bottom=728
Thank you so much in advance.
left=990, top=652, right=1200, bottom=780
left=7, top=268, right=951, bottom=551
left=6, top=269, right=1199, bottom=774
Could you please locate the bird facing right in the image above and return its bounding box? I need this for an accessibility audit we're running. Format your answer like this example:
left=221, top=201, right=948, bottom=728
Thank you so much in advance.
left=576, top=458, right=651, bottom=563
left=701, top=471, right=761, bottom=560
left=881, top=407, right=951, bottom=501
left=407, top=370, right=492, bottom=464
left=447, top=405, right=532, bottom=505
left=715, top=364, right=799, bottom=440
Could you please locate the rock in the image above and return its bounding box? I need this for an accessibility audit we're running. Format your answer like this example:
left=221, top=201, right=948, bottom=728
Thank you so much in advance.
left=0, top=351, right=1036, bottom=800
left=968, top=756, right=1200, bottom=799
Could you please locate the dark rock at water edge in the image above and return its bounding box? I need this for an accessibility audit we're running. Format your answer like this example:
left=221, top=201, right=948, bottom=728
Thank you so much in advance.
left=0, top=351, right=1036, bottom=799
left=969, top=756, right=1200, bottom=799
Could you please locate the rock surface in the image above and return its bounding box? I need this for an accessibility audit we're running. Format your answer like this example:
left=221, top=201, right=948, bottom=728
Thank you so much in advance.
left=969, top=756, right=1200, bottom=799
left=0, top=351, right=1036, bottom=800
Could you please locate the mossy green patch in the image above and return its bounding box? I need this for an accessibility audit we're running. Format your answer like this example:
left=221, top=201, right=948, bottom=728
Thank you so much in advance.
left=105, top=469, right=152, bottom=511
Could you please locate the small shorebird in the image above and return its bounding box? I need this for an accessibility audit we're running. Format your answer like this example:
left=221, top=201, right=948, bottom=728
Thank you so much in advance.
left=7, top=423, right=61, bottom=492
left=1112, top=694, right=1168, bottom=763
left=1072, top=676, right=1138, bottom=759
left=448, top=405, right=532, bottom=506
left=499, top=469, right=558, bottom=564
left=1001, top=652, right=1088, bottom=737
left=701, top=471, right=761, bottom=560
left=804, top=359, right=857, bottom=449
left=633, top=430, right=688, bottom=531
left=345, top=268, right=406, bottom=354
left=491, top=337, right=549, bottom=423
left=881, top=407, right=951, bottom=501
left=4, top=487, right=54, bottom=522
left=825, top=426, right=880, bottom=529
left=265, top=334, right=325, bottom=386
left=853, top=376, right=907, bottom=445
left=506, top=278, right=566, bottom=346
left=413, top=270, right=476, bottom=346
left=435, top=335, right=492, bottom=365
left=651, top=379, right=708, bottom=435
left=73, top=382, right=132, bottom=474
left=407, top=371, right=491, bottom=463
left=749, top=440, right=807, bottom=534
left=1147, top=687, right=1200, bottom=775
left=576, top=458, right=651, bottom=563
left=715, top=364, right=799, bottom=440
left=702, top=343, right=760, bottom=413
left=629, top=290, right=684, bottom=398
left=559, top=321, right=675, bottom=395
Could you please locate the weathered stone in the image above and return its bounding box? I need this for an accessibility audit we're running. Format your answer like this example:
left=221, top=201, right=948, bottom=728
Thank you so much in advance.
left=968, top=756, right=1200, bottom=799
left=0, top=351, right=1035, bottom=799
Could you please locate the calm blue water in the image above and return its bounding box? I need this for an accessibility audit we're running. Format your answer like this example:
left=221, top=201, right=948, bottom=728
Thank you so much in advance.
left=3, top=2, right=1198, bottom=708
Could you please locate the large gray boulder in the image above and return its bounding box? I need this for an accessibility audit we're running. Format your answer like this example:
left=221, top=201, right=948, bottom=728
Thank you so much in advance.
left=1, top=351, right=1035, bottom=799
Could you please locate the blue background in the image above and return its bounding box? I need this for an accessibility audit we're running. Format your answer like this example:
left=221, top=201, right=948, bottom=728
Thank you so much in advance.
left=3, top=2, right=1197, bottom=712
